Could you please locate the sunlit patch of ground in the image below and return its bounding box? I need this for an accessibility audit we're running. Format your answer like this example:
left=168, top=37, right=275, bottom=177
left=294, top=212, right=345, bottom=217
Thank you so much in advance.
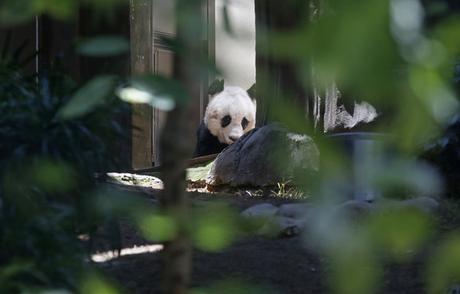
left=104, top=166, right=310, bottom=201
left=92, top=244, right=164, bottom=263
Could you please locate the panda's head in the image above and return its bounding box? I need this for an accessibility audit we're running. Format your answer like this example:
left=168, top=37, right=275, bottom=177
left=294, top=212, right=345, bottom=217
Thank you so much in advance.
left=205, top=85, right=256, bottom=145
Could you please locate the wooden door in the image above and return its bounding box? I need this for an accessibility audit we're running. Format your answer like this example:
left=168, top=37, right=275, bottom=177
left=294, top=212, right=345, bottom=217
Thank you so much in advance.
left=130, top=0, right=215, bottom=169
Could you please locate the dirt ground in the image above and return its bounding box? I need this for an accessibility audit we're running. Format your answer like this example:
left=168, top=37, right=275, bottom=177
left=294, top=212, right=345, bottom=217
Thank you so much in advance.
left=95, top=188, right=460, bottom=294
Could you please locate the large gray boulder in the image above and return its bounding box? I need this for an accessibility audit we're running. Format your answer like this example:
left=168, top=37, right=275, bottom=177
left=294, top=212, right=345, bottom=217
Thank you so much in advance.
left=206, top=124, right=319, bottom=187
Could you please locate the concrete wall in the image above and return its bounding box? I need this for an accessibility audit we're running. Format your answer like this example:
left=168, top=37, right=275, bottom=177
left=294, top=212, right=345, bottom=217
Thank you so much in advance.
left=215, top=0, right=255, bottom=90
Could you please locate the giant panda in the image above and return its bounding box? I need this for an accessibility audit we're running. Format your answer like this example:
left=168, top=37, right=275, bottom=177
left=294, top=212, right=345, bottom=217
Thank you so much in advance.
left=193, top=80, right=256, bottom=157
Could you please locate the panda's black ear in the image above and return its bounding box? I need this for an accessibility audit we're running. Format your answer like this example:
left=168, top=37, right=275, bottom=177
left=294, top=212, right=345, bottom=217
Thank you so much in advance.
left=208, top=79, right=225, bottom=96
left=247, top=83, right=256, bottom=100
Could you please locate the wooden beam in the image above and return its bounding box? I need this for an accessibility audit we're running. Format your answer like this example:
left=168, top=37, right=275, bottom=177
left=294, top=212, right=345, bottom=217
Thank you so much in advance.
left=130, top=0, right=154, bottom=170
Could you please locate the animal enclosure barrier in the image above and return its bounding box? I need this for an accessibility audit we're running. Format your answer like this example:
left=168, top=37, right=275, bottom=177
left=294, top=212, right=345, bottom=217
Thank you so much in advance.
left=130, top=0, right=216, bottom=169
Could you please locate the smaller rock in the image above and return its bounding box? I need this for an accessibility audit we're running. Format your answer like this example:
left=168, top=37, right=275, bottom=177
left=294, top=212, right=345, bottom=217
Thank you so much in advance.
left=334, top=200, right=374, bottom=219
left=277, top=203, right=313, bottom=219
left=241, top=203, right=279, bottom=219
left=259, top=216, right=306, bottom=238
left=398, top=196, right=439, bottom=214
left=376, top=196, right=440, bottom=215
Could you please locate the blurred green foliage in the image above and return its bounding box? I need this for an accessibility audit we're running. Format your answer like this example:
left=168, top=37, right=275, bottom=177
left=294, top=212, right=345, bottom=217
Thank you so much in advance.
left=138, top=213, right=178, bottom=242
left=58, top=75, right=119, bottom=119
left=192, top=203, right=240, bottom=252
left=368, top=209, right=433, bottom=260
left=0, top=161, right=87, bottom=292
left=260, top=0, right=460, bottom=293
left=191, top=278, right=277, bottom=294
left=0, top=24, right=130, bottom=292
left=117, top=74, right=190, bottom=111
left=77, top=36, right=130, bottom=57
left=80, top=272, right=121, bottom=294
left=0, top=0, right=125, bottom=25
left=427, top=234, right=460, bottom=293
left=0, top=68, right=128, bottom=174
left=1, top=0, right=460, bottom=293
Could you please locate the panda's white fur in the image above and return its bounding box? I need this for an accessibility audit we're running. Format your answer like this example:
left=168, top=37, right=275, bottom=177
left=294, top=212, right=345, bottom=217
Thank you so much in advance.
left=205, top=86, right=256, bottom=145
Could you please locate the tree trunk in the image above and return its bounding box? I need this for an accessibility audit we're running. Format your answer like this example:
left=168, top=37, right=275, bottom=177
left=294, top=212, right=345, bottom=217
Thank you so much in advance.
left=255, top=0, right=311, bottom=126
left=159, top=0, right=203, bottom=293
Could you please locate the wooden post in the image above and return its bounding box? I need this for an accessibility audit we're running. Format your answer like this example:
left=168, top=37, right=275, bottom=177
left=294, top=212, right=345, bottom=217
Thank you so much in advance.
left=130, top=0, right=154, bottom=170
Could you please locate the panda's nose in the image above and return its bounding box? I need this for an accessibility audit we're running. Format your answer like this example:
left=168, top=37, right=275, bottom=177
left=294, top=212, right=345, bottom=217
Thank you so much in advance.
left=229, top=135, right=239, bottom=142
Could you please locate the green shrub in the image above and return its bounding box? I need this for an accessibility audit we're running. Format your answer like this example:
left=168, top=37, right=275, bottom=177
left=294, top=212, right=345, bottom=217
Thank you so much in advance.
left=0, top=53, right=128, bottom=291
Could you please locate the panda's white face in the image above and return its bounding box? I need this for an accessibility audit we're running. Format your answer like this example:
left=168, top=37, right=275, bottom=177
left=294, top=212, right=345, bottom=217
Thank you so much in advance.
left=205, top=86, right=256, bottom=145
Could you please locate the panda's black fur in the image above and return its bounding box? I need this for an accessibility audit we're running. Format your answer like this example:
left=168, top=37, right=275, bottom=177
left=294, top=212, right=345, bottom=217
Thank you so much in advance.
left=193, top=121, right=229, bottom=157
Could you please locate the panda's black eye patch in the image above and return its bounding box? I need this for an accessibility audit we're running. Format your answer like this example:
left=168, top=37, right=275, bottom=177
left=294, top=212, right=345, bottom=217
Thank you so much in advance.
left=221, top=115, right=231, bottom=127
left=242, top=117, right=249, bottom=129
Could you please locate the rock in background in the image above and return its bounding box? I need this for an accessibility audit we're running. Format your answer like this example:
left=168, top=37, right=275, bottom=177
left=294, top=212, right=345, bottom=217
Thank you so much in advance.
left=206, top=124, right=319, bottom=187
left=241, top=197, right=439, bottom=238
left=422, top=115, right=460, bottom=197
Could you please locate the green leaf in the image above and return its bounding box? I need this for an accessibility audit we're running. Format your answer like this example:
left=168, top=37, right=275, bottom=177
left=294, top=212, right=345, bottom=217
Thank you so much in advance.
left=80, top=274, right=119, bottom=294
left=29, top=160, right=76, bottom=193
left=0, top=262, right=33, bottom=283
left=39, top=290, right=72, bottom=294
left=0, top=1, right=36, bottom=25
left=368, top=209, right=432, bottom=261
left=92, top=186, right=152, bottom=218
left=33, top=0, right=77, bottom=20
left=427, top=234, right=460, bottom=294
left=117, top=75, right=189, bottom=111
left=331, top=242, right=380, bottom=294
left=81, top=0, right=125, bottom=9
left=77, top=36, right=129, bottom=57
left=137, top=213, right=178, bottom=242
left=58, top=75, right=117, bottom=119
left=192, top=203, right=240, bottom=252
left=192, top=278, right=276, bottom=294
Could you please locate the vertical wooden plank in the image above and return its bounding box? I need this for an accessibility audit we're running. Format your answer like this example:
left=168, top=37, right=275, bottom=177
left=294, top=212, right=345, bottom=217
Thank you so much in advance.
left=206, top=0, right=216, bottom=78
left=78, top=6, right=131, bottom=82
left=133, top=0, right=212, bottom=167
left=77, top=5, right=132, bottom=169
left=130, top=0, right=154, bottom=169
left=151, top=0, right=176, bottom=166
left=38, top=17, right=78, bottom=76
left=152, top=46, right=174, bottom=166
left=150, top=1, right=210, bottom=165
left=0, top=21, right=38, bottom=75
left=203, top=0, right=215, bottom=120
